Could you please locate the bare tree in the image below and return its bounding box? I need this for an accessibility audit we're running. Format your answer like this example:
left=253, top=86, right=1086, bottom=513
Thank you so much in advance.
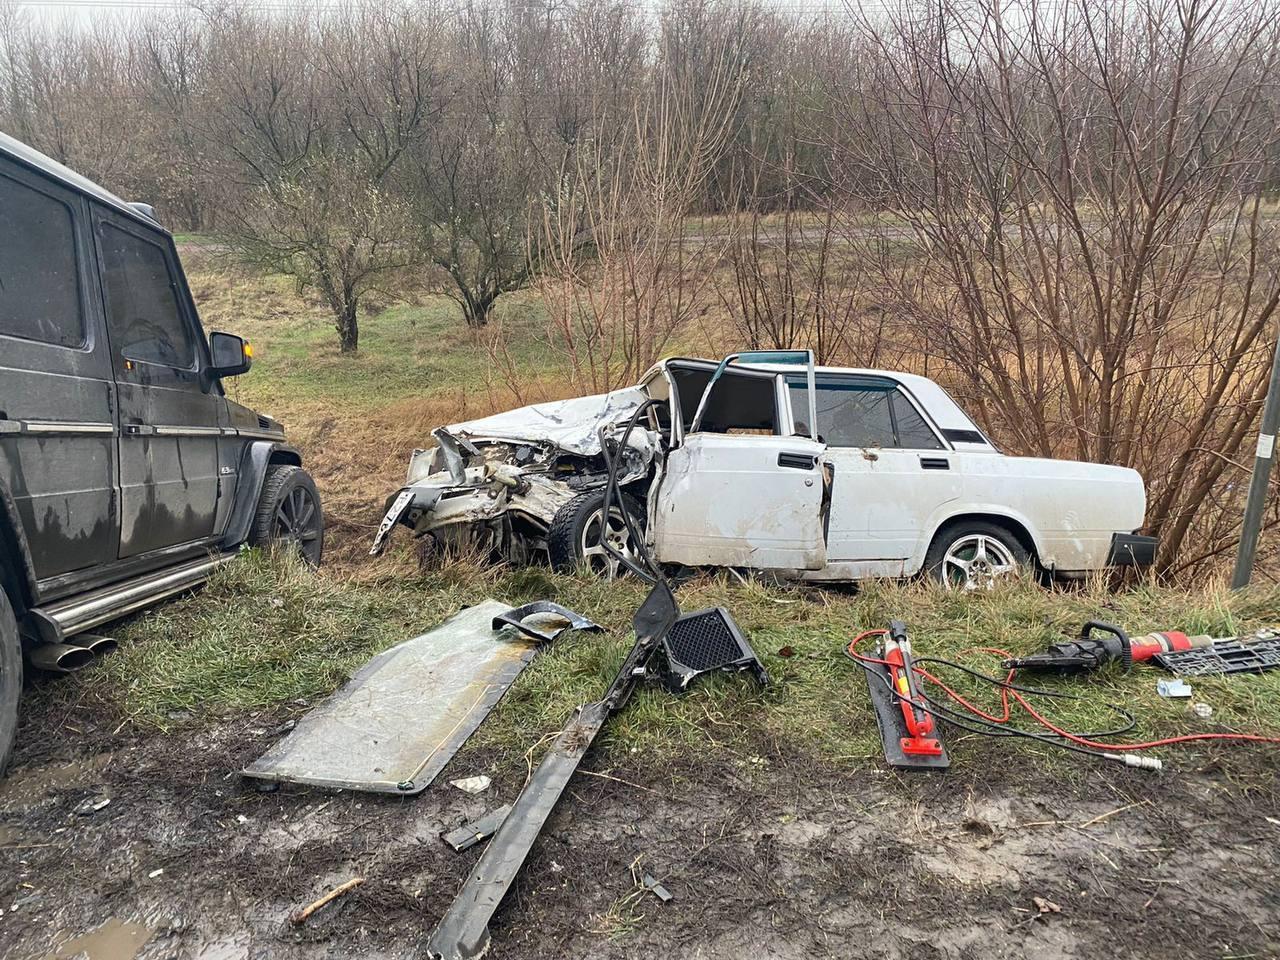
left=831, top=0, right=1280, bottom=574
left=204, top=7, right=437, bottom=353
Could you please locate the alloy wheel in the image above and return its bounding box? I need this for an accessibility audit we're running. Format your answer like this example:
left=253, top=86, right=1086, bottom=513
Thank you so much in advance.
left=941, top=533, right=1017, bottom=591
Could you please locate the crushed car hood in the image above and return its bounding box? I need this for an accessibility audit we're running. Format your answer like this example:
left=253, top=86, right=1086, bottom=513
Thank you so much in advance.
left=443, top=386, right=648, bottom=456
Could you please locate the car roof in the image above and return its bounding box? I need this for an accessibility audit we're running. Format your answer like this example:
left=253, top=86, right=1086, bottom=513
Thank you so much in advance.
left=645, top=356, right=991, bottom=442
left=0, top=131, right=167, bottom=233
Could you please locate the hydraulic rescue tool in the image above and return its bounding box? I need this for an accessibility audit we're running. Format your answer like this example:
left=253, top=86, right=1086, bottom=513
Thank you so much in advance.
left=1002, top=621, right=1228, bottom=674
left=861, top=620, right=949, bottom=770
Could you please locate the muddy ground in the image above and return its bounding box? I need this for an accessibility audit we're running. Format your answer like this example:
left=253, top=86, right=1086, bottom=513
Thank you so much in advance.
left=2, top=683, right=1278, bottom=960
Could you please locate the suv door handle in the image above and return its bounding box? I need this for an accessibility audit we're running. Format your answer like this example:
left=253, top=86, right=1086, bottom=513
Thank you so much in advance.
left=920, top=456, right=950, bottom=470
left=778, top=452, right=817, bottom=470
left=123, top=422, right=156, bottom=437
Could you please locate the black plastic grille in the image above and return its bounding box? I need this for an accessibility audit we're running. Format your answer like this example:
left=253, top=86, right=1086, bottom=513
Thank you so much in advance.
left=1155, top=638, right=1280, bottom=676
left=666, top=609, right=741, bottom=671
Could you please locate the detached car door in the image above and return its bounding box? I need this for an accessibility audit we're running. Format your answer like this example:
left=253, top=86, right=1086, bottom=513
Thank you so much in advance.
left=94, top=209, right=223, bottom=559
left=653, top=356, right=829, bottom=571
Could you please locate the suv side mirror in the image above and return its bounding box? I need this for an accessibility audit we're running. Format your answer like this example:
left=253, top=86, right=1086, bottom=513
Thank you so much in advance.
left=209, top=331, right=252, bottom=379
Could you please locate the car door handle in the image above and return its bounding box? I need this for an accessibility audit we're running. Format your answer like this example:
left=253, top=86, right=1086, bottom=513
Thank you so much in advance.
left=920, top=456, right=950, bottom=470
left=123, top=422, right=156, bottom=436
left=778, top=452, right=817, bottom=470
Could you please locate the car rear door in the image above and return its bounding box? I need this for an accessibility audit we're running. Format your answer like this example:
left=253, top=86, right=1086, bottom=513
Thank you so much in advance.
left=786, top=374, right=959, bottom=564
left=0, top=155, right=118, bottom=584
left=93, top=208, right=223, bottom=559
left=653, top=354, right=829, bottom=571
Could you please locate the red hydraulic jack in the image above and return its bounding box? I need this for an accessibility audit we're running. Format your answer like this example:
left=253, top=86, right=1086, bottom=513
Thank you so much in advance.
left=863, top=620, right=949, bottom=770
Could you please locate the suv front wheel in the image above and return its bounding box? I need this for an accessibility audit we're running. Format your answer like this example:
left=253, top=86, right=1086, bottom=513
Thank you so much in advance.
left=249, top=464, right=325, bottom=566
left=0, top=589, right=21, bottom=776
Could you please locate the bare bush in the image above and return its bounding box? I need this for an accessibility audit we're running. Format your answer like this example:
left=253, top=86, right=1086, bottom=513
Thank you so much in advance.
left=830, top=0, right=1280, bottom=574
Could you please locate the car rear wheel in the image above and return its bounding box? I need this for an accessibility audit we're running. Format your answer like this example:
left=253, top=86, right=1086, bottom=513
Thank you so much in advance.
left=250, top=464, right=325, bottom=566
left=0, top=589, right=21, bottom=777
left=926, top=521, right=1028, bottom=591
left=547, top=490, right=645, bottom=578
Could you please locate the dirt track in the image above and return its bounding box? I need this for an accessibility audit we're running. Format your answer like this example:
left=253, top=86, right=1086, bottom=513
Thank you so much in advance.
left=3, top=681, right=1278, bottom=960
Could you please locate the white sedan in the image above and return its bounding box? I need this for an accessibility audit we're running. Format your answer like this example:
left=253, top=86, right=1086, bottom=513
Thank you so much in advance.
left=372, top=351, right=1156, bottom=590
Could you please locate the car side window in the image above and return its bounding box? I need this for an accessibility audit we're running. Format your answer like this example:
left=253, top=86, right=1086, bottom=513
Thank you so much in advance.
left=0, top=171, right=85, bottom=348
left=788, top=378, right=943, bottom=449
left=890, top=392, right=944, bottom=449
left=99, top=223, right=195, bottom=372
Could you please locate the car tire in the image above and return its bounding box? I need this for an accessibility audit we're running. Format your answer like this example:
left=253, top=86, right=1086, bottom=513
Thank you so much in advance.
left=249, top=464, right=325, bottom=566
left=0, top=589, right=21, bottom=778
left=547, top=490, right=646, bottom=578
left=925, top=520, right=1029, bottom=591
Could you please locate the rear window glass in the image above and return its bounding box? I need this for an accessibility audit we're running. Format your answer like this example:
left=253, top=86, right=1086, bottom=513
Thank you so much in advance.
left=100, top=224, right=194, bottom=370
left=0, top=172, right=85, bottom=348
left=788, top=378, right=943, bottom=449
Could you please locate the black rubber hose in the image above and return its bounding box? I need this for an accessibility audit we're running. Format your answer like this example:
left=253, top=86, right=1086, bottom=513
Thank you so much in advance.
left=597, top=398, right=667, bottom=586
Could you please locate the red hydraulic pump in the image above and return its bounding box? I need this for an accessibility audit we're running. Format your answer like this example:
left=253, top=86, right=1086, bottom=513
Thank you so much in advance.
left=884, top=620, right=944, bottom=757
left=1002, top=621, right=1217, bottom=674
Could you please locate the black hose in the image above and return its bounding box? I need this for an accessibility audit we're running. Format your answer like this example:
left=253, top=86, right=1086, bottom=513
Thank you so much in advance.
left=597, top=398, right=667, bottom=586
left=843, top=646, right=1141, bottom=766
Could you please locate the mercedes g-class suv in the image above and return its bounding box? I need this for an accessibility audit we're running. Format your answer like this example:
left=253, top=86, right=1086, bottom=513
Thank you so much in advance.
left=0, top=132, right=324, bottom=773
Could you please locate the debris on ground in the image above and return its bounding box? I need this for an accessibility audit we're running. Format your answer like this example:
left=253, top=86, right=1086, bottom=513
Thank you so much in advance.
left=449, top=775, right=492, bottom=796
left=1157, top=679, right=1193, bottom=699
left=242, top=601, right=569, bottom=795
left=642, top=873, right=673, bottom=903
left=289, top=877, right=363, bottom=925
left=74, top=796, right=111, bottom=816
left=443, top=805, right=512, bottom=852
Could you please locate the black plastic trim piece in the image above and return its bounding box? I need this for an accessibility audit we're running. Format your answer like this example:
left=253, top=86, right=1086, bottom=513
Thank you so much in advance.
left=1106, top=533, right=1158, bottom=567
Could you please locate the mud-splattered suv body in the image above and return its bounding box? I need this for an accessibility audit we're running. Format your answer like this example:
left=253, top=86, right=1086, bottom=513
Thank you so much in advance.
left=0, top=132, right=324, bottom=772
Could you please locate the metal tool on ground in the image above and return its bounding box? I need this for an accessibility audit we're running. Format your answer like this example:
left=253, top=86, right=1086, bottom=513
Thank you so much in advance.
left=848, top=623, right=1280, bottom=773
left=1155, top=635, right=1280, bottom=677
left=999, top=621, right=1255, bottom=674
left=859, top=620, right=949, bottom=770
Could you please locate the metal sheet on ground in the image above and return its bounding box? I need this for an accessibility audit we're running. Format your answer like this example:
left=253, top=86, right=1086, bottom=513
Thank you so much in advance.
left=242, top=600, right=536, bottom=794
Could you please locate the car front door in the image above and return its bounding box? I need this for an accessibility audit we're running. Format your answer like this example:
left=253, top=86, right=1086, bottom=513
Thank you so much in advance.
left=653, top=355, right=829, bottom=571
left=0, top=157, right=118, bottom=586
left=94, top=209, right=223, bottom=560
left=787, top=374, right=959, bottom=566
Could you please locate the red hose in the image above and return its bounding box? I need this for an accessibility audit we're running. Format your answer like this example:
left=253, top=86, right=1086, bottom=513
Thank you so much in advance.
left=846, top=629, right=1280, bottom=751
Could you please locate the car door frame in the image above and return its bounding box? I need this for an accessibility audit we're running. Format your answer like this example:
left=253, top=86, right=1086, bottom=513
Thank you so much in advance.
left=783, top=373, right=961, bottom=578
left=0, top=154, right=121, bottom=605
left=90, top=203, right=226, bottom=564
left=650, top=356, right=830, bottom=572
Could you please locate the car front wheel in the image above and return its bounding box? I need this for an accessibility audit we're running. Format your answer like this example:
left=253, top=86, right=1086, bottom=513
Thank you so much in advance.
left=925, top=521, right=1029, bottom=591
left=249, top=464, right=325, bottom=566
left=547, top=490, right=645, bottom=578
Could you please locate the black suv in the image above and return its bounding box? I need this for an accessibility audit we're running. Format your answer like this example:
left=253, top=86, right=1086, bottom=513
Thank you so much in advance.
left=0, top=132, right=324, bottom=772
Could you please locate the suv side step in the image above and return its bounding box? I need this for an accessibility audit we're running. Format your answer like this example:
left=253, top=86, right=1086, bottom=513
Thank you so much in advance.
left=27, top=553, right=237, bottom=643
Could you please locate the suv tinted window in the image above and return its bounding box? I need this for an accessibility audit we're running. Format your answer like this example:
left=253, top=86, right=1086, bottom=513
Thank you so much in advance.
left=788, top=378, right=943, bottom=449
left=0, top=172, right=85, bottom=347
left=100, top=224, right=194, bottom=370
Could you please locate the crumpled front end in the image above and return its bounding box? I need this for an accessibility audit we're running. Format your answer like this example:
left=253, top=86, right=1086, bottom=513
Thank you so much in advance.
left=369, top=388, right=657, bottom=563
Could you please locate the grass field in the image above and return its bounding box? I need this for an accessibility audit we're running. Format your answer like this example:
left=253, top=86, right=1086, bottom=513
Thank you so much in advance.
left=75, top=260, right=1280, bottom=771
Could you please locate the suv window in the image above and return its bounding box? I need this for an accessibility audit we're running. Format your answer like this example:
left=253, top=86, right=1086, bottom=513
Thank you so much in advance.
left=788, top=378, right=943, bottom=449
left=0, top=172, right=85, bottom=348
left=100, top=223, right=195, bottom=371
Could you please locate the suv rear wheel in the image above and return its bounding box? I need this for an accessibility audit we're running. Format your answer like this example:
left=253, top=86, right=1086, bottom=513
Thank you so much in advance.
left=249, top=464, right=324, bottom=566
left=0, top=589, right=21, bottom=776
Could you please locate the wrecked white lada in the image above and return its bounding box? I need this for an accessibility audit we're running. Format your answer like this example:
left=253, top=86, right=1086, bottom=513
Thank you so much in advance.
left=371, top=352, right=1157, bottom=590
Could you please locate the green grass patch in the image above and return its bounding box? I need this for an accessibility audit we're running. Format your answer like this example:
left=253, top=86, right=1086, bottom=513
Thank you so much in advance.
left=88, top=552, right=1280, bottom=773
